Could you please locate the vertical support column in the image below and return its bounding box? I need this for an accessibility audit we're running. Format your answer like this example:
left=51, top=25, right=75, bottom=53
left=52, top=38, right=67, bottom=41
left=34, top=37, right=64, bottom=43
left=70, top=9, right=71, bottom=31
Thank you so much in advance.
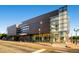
left=64, top=32, right=68, bottom=43
left=50, top=33, right=54, bottom=44
left=53, top=36, right=55, bottom=43
left=57, top=33, right=60, bottom=43
left=33, top=35, right=35, bottom=42
left=42, top=34, right=44, bottom=42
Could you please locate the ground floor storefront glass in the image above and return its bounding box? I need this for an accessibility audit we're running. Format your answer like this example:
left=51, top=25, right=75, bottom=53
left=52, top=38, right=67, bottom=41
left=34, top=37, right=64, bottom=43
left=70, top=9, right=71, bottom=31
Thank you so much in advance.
left=18, top=32, right=69, bottom=43
left=32, top=33, right=50, bottom=42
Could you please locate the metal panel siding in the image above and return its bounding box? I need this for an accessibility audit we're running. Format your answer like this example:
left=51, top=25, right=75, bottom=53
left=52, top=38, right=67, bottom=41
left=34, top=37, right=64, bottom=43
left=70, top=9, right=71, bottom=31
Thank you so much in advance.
left=7, top=25, right=17, bottom=35
left=20, top=10, right=59, bottom=34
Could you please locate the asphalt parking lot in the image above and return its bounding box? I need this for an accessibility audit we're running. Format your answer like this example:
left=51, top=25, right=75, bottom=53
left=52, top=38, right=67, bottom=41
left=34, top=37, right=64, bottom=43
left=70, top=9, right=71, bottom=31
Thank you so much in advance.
left=0, top=40, right=79, bottom=53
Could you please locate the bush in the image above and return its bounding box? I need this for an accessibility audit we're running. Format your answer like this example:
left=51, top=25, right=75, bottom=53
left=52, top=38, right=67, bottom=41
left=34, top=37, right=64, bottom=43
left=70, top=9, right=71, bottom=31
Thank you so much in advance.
left=70, top=36, right=79, bottom=40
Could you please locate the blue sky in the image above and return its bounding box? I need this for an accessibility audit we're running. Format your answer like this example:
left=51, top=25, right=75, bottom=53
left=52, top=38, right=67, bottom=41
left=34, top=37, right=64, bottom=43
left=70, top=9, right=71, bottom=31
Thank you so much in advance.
left=68, top=5, right=79, bottom=36
left=0, top=5, right=79, bottom=36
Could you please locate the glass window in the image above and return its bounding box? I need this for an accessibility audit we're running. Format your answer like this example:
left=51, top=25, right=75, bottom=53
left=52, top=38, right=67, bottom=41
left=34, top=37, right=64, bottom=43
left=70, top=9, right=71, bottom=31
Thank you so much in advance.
left=31, top=23, right=39, bottom=29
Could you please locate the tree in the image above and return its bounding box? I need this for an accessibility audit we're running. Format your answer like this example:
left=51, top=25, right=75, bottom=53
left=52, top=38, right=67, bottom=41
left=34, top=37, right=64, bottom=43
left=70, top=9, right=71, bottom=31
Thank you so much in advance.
left=0, top=33, right=8, bottom=39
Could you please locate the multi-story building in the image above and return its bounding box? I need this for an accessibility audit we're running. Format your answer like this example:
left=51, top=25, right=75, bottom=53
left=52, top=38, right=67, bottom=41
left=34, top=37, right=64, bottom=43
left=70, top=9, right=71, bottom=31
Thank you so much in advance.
left=7, top=6, right=69, bottom=42
left=7, top=24, right=19, bottom=36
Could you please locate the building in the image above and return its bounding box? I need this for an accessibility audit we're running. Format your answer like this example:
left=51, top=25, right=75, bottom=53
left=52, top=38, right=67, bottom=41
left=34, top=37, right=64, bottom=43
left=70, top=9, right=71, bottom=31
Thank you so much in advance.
left=7, top=6, right=69, bottom=42
left=7, top=24, right=20, bottom=36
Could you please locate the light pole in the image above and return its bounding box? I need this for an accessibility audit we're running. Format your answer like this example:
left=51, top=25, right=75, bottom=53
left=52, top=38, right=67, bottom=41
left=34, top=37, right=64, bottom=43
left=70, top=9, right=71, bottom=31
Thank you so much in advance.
left=38, top=28, right=40, bottom=42
left=74, top=29, right=77, bottom=36
left=40, top=21, right=43, bottom=42
left=74, top=28, right=79, bottom=44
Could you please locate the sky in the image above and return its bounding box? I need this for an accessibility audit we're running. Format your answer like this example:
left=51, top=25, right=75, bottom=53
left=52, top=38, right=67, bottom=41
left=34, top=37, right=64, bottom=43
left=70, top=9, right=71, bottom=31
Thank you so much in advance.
left=0, top=5, right=79, bottom=36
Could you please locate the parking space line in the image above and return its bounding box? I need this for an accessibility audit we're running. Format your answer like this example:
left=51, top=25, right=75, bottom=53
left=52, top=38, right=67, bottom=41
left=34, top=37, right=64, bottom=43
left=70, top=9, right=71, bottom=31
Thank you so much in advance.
left=32, top=49, right=46, bottom=53
left=54, top=50, right=69, bottom=53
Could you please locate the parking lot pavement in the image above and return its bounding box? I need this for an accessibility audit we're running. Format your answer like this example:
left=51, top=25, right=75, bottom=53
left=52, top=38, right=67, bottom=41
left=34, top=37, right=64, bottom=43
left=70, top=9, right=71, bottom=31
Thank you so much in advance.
left=35, top=42, right=79, bottom=53
left=0, top=40, right=79, bottom=53
left=0, top=40, right=53, bottom=53
left=0, top=40, right=55, bottom=53
left=0, top=40, right=38, bottom=53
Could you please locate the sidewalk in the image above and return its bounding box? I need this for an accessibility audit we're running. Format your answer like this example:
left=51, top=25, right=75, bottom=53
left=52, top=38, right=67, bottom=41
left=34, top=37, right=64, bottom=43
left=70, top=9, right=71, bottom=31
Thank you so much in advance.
left=36, top=42, right=79, bottom=49
left=52, top=43, right=67, bottom=48
left=66, top=42, right=79, bottom=49
left=36, top=42, right=66, bottom=48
